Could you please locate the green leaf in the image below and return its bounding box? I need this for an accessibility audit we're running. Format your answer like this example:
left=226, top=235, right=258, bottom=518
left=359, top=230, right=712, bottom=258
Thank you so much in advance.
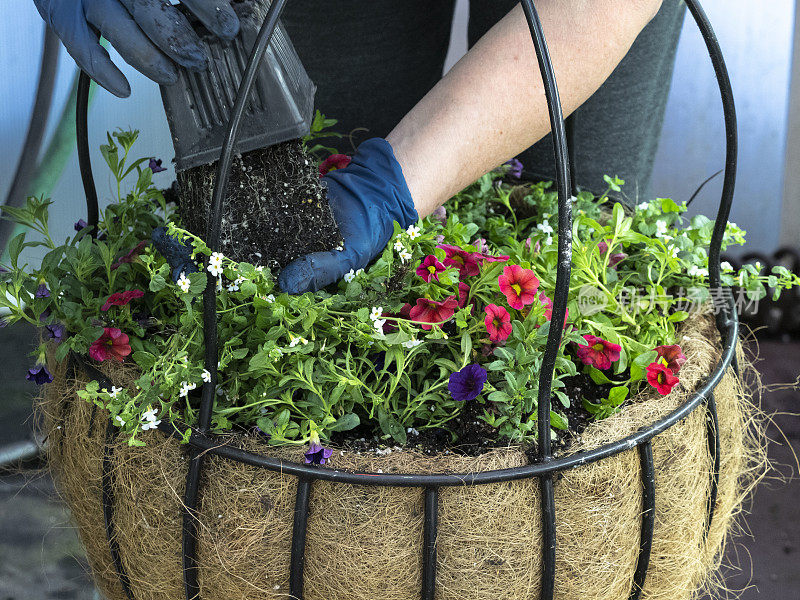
left=667, top=311, right=688, bottom=323
left=188, top=272, right=206, bottom=294
left=377, top=407, right=406, bottom=444
left=149, top=272, right=166, bottom=292
left=550, top=411, right=568, bottom=430
left=329, top=413, right=360, bottom=432
left=132, top=351, right=156, bottom=369
left=588, top=367, right=613, bottom=384
left=607, top=386, right=629, bottom=407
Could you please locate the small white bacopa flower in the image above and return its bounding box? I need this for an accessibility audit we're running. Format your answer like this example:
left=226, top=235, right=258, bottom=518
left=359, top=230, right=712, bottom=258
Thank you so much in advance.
left=107, top=385, right=123, bottom=399
left=201, top=369, right=211, bottom=383
left=370, top=306, right=383, bottom=321
left=179, top=381, right=197, bottom=398
left=289, top=335, right=309, bottom=348
left=537, top=220, right=553, bottom=235
left=177, top=272, right=191, bottom=293
left=207, top=252, right=224, bottom=277
left=399, top=249, right=412, bottom=262
left=393, top=239, right=405, bottom=252
left=402, top=339, right=423, bottom=349
left=343, top=269, right=356, bottom=283
left=372, top=319, right=386, bottom=332
left=406, top=224, right=421, bottom=240
left=140, top=406, right=161, bottom=431
left=115, top=415, right=125, bottom=426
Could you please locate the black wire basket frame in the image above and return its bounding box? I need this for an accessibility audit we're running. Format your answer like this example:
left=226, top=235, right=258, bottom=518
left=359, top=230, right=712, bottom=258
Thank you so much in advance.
left=71, top=1, right=740, bottom=599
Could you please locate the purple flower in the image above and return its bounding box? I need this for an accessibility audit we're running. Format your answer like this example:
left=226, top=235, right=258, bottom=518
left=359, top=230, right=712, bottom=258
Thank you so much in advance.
left=35, top=283, right=50, bottom=298
left=39, top=308, right=51, bottom=322
left=149, top=158, right=167, bottom=173
left=431, top=205, right=447, bottom=225
left=45, top=323, right=65, bottom=342
left=503, top=158, right=524, bottom=179
left=304, top=442, right=333, bottom=465
left=111, top=240, right=149, bottom=271
left=74, top=219, right=88, bottom=232
left=448, top=363, right=488, bottom=403
left=26, top=364, right=53, bottom=385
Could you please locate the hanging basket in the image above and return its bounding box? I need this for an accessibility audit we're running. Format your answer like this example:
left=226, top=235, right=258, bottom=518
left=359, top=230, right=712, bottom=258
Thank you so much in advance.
left=33, top=1, right=766, bottom=599
left=40, top=309, right=765, bottom=600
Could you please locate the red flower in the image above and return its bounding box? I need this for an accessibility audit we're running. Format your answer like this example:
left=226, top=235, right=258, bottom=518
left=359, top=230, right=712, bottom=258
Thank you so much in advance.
left=597, top=239, right=627, bottom=269
left=438, top=245, right=482, bottom=277
left=575, top=334, right=621, bottom=370
left=89, top=327, right=132, bottom=363
left=498, top=265, right=539, bottom=310
left=646, top=362, right=680, bottom=395
left=474, top=250, right=510, bottom=264
left=457, top=282, right=471, bottom=308
left=416, top=255, right=446, bottom=282
left=319, top=154, right=351, bottom=177
left=485, top=304, right=512, bottom=343
left=654, top=344, right=687, bottom=373
left=101, top=289, right=144, bottom=312
left=111, top=240, right=149, bottom=271
left=409, top=296, right=459, bottom=330
left=538, top=291, right=569, bottom=328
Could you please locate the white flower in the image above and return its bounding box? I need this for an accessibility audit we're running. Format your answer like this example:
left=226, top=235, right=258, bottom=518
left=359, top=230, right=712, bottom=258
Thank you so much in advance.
left=140, top=406, right=161, bottom=430
left=107, top=385, right=123, bottom=399
left=177, top=272, right=191, bottom=293
left=264, top=294, right=276, bottom=303
left=399, top=249, right=412, bottom=262
left=393, top=239, right=405, bottom=252
left=402, top=339, right=423, bottom=349
left=545, top=236, right=553, bottom=246
left=216, top=278, right=223, bottom=292
left=670, top=246, right=679, bottom=258
left=372, top=319, right=386, bottom=332
left=537, top=220, right=553, bottom=235
left=721, top=261, right=733, bottom=272
left=226, top=281, right=239, bottom=292
left=179, top=381, right=197, bottom=397
left=370, top=306, right=384, bottom=321
left=115, top=415, right=125, bottom=425
left=207, top=252, right=224, bottom=277
left=637, top=202, right=650, bottom=211
left=687, top=265, right=709, bottom=278
left=289, top=335, right=309, bottom=348
left=406, top=224, right=421, bottom=240
left=344, top=269, right=357, bottom=283
left=655, top=220, right=669, bottom=236
left=201, top=369, right=211, bottom=383
left=141, top=419, right=160, bottom=431
left=255, top=266, right=264, bottom=272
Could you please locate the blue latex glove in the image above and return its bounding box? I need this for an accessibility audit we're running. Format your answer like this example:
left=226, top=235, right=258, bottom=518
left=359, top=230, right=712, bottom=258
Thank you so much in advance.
left=33, top=0, right=240, bottom=98
left=151, top=226, right=198, bottom=282
left=279, top=138, right=419, bottom=294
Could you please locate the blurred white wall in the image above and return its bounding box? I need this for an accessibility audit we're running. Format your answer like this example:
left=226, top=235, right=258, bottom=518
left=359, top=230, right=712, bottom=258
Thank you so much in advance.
left=0, top=0, right=796, bottom=256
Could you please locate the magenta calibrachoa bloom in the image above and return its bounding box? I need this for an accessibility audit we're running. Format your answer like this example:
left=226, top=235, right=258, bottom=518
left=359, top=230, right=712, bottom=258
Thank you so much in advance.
left=408, top=296, right=459, bottom=330
left=654, top=344, right=687, bottom=373
left=484, top=304, right=512, bottom=343
left=318, top=154, right=351, bottom=177
left=646, top=362, right=680, bottom=395
left=597, top=239, right=628, bottom=269
left=416, top=255, right=446, bottom=282
left=498, top=265, right=539, bottom=310
left=576, top=335, right=622, bottom=370
left=89, top=328, right=132, bottom=363
left=538, top=292, right=569, bottom=328
left=448, top=363, right=488, bottom=402
left=101, top=289, right=144, bottom=311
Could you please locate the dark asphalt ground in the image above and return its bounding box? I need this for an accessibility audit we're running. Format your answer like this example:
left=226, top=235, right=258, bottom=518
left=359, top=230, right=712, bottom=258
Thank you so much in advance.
left=0, top=321, right=797, bottom=599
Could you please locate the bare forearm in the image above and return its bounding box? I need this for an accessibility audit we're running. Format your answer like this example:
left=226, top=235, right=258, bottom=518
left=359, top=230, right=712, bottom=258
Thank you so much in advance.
left=386, top=0, right=662, bottom=216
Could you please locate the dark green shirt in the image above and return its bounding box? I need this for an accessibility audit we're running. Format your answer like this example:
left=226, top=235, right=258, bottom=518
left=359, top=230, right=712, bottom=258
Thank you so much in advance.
left=283, top=0, right=686, bottom=199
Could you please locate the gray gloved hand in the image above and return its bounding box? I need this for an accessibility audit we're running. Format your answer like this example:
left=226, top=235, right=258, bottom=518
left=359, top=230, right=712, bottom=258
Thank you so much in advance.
left=33, top=0, right=240, bottom=98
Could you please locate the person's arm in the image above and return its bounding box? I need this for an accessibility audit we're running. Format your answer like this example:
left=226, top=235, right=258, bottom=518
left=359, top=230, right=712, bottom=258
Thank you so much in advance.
left=388, top=0, right=663, bottom=216
left=279, top=0, right=664, bottom=293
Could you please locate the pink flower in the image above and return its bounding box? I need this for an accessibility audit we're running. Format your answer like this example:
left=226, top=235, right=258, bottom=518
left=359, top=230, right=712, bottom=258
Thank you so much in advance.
left=319, top=154, right=351, bottom=177
left=475, top=250, right=510, bottom=264
left=497, top=265, right=539, bottom=310
left=457, top=282, right=471, bottom=308
left=89, top=328, right=132, bottom=363
left=538, top=291, right=569, bottom=328
left=430, top=206, right=447, bottom=224
left=409, top=296, right=459, bottom=330
left=101, top=289, right=145, bottom=312
left=654, top=344, right=686, bottom=373
left=646, top=362, right=680, bottom=395
left=438, top=245, right=482, bottom=277
left=575, top=335, right=621, bottom=370
left=416, top=255, right=446, bottom=282
left=597, top=239, right=627, bottom=269
left=485, top=304, right=512, bottom=343
left=111, top=240, right=149, bottom=270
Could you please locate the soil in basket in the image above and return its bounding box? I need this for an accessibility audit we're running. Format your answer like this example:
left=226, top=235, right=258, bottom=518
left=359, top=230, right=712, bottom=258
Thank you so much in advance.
left=327, top=370, right=614, bottom=459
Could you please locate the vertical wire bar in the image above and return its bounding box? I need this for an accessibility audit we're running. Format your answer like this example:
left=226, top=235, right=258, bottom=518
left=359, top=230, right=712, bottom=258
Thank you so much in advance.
left=290, top=479, right=312, bottom=599
left=519, top=4, right=572, bottom=598
left=565, top=113, right=577, bottom=196
left=76, top=72, right=99, bottom=237
left=181, top=3, right=289, bottom=599
left=422, top=487, right=439, bottom=600
left=704, top=392, right=721, bottom=538
left=629, top=441, right=655, bottom=600
left=102, top=420, right=135, bottom=600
